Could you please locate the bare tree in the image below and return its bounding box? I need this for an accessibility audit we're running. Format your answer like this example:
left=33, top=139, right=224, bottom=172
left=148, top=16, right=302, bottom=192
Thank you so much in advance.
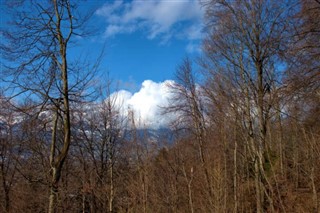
left=72, top=82, right=129, bottom=212
left=166, top=58, right=216, bottom=210
left=286, top=0, right=320, bottom=94
left=1, top=1, right=101, bottom=212
left=201, top=0, right=298, bottom=211
left=0, top=0, right=319, bottom=212
left=0, top=98, right=20, bottom=212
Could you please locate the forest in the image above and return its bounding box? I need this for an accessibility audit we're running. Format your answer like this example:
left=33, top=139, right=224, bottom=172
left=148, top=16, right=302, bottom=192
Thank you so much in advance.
left=0, top=0, right=319, bottom=212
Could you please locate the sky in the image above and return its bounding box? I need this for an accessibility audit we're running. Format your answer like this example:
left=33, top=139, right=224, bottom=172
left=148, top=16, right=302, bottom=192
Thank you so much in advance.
left=84, top=0, right=205, bottom=128
left=91, top=0, right=205, bottom=88
left=1, top=0, right=206, bottom=128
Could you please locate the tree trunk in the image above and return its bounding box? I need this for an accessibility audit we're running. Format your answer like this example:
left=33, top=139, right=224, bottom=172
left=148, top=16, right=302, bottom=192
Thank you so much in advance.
left=49, top=168, right=58, bottom=213
left=109, top=163, right=114, bottom=213
left=48, top=1, right=72, bottom=212
left=49, top=107, right=58, bottom=213
left=183, top=165, right=194, bottom=213
left=233, top=139, right=238, bottom=213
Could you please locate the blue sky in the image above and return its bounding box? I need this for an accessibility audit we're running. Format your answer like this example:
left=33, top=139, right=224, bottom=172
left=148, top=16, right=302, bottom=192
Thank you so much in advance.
left=84, top=0, right=204, bottom=91
left=76, top=0, right=206, bottom=127
left=1, top=0, right=205, bottom=128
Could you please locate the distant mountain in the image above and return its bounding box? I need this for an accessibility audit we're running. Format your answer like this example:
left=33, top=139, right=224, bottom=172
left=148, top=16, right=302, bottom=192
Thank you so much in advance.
left=125, top=128, right=175, bottom=147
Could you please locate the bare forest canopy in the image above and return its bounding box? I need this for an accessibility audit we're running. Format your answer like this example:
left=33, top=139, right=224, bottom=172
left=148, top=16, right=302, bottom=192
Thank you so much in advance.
left=0, top=0, right=319, bottom=212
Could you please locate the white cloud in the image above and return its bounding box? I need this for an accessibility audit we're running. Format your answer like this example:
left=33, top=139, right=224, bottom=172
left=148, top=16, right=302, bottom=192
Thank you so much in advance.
left=96, top=0, right=204, bottom=42
left=95, top=0, right=123, bottom=18
left=109, top=80, right=175, bottom=129
left=186, top=42, right=201, bottom=53
left=104, top=24, right=136, bottom=38
left=185, top=24, right=203, bottom=40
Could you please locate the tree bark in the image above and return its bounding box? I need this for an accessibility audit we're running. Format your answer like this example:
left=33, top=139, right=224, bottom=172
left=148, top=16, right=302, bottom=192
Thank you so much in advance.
left=48, top=1, right=72, bottom=212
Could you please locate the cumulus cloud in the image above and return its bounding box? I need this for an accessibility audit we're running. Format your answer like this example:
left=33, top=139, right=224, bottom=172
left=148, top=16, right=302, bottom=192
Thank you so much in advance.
left=96, top=0, right=204, bottom=42
left=110, top=80, right=175, bottom=129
